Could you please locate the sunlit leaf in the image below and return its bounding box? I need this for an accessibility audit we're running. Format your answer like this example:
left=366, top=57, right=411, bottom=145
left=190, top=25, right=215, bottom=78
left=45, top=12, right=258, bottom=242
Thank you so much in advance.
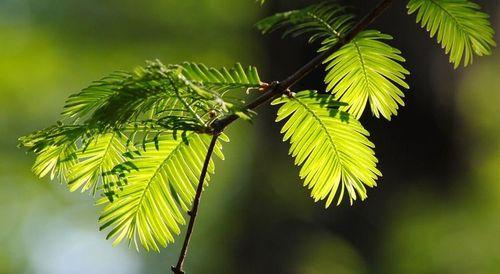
left=272, top=91, right=381, bottom=206
left=97, top=131, right=227, bottom=251
left=407, top=0, right=496, bottom=68
left=324, top=30, right=409, bottom=120
left=68, top=132, right=129, bottom=195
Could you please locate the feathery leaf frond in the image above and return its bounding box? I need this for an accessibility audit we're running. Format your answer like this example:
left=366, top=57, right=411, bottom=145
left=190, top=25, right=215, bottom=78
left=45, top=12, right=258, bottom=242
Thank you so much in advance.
left=257, top=4, right=409, bottom=120
left=20, top=124, right=87, bottom=183
left=407, top=0, right=496, bottom=68
left=324, top=30, right=410, bottom=120
left=180, top=62, right=261, bottom=93
left=31, top=142, right=77, bottom=182
left=272, top=91, right=381, bottom=206
left=97, top=131, right=227, bottom=251
left=20, top=59, right=260, bottom=204
left=20, top=124, right=133, bottom=197
left=62, top=60, right=262, bottom=131
left=256, top=1, right=355, bottom=51
left=68, top=132, right=129, bottom=195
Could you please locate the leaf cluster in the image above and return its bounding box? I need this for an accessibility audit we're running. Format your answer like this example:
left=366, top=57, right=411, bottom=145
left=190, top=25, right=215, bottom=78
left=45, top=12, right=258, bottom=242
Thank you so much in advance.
left=19, top=0, right=496, bottom=252
left=19, top=61, right=260, bottom=249
left=273, top=91, right=380, bottom=206
left=257, top=0, right=494, bottom=207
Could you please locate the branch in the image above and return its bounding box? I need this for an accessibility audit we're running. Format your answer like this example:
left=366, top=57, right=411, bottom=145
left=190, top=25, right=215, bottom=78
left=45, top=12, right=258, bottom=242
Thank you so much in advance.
left=172, top=0, right=393, bottom=272
left=212, top=0, right=393, bottom=133
left=171, top=134, right=220, bottom=274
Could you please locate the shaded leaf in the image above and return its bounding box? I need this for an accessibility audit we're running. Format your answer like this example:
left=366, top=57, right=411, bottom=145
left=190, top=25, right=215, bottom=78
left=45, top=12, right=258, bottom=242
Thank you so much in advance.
left=256, top=1, right=355, bottom=51
left=407, top=0, right=496, bottom=68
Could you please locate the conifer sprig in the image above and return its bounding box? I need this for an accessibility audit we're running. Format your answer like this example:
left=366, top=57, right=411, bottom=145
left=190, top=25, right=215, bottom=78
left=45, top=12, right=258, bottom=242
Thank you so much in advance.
left=18, top=2, right=496, bottom=273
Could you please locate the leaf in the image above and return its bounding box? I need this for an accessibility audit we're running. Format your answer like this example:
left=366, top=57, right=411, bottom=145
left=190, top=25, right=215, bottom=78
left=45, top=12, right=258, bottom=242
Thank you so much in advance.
left=256, top=1, right=355, bottom=51
left=83, top=61, right=204, bottom=129
left=68, top=132, right=129, bottom=195
left=21, top=125, right=83, bottom=182
left=32, top=142, right=77, bottom=182
left=61, top=60, right=260, bottom=132
left=62, top=71, right=128, bottom=121
left=324, top=30, right=410, bottom=120
left=97, top=131, right=227, bottom=251
left=272, top=91, right=381, bottom=207
left=407, top=0, right=496, bottom=68
left=257, top=4, right=410, bottom=120
left=180, top=62, right=261, bottom=93
left=19, top=59, right=253, bottom=252
left=19, top=58, right=258, bottom=202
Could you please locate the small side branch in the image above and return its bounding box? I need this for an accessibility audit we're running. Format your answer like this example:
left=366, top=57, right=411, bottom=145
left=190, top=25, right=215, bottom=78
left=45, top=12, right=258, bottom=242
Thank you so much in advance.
left=172, top=1, right=393, bottom=273
left=171, top=134, right=220, bottom=274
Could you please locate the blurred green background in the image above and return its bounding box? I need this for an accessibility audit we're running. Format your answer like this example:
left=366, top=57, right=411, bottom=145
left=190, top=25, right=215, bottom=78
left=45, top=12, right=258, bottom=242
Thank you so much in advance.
left=1, top=0, right=499, bottom=273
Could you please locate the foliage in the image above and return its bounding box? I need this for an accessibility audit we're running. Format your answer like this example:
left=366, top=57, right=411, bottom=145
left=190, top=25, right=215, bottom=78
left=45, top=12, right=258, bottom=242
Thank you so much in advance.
left=324, top=30, right=409, bottom=120
left=256, top=2, right=355, bottom=52
left=98, top=132, right=227, bottom=251
left=18, top=0, right=496, bottom=254
left=19, top=60, right=259, bottom=249
left=407, top=0, right=496, bottom=68
left=257, top=2, right=409, bottom=120
left=180, top=62, right=261, bottom=94
left=68, top=132, right=129, bottom=195
left=272, top=91, right=380, bottom=206
left=61, top=60, right=260, bottom=131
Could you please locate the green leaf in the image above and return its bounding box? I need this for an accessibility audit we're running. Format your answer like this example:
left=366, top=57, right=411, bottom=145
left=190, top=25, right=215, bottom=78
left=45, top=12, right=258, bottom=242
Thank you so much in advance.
left=256, top=2, right=355, bottom=51
left=272, top=91, right=381, bottom=207
left=407, top=0, right=496, bottom=68
left=21, top=125, right=83, bottom=182
left=97, top=131, right=227, bottom=251
left=62, top=71, right=128, bottom=121
left=68, top=132, right=129, bottom=195
left=32, top=142, right=77, bottom=182
left=61, top=60, right=261, bottom=131
left=19, top=59, right=254, bottom=252
left=180, top=62, right=261, bottom=93
left=82, top=61, right=210, bottom=129
left=20, top=58, right=259, bottom=201
left=257, top=4, right=410, bottom=120
left=324, top=30, right=410, bottom=120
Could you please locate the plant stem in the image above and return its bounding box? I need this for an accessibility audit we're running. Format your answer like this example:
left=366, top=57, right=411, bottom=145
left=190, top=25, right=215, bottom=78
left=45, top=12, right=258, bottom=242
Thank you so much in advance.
left=172, top=0, right=393, bottom=272
left=171, top=134, right=220, bottom=274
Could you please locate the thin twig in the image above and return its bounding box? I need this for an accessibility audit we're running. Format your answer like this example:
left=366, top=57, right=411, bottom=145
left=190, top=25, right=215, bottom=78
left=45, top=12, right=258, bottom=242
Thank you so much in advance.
left=172, top=0, right=393, bottom=272
left=171, top=134, right=220, bottom=274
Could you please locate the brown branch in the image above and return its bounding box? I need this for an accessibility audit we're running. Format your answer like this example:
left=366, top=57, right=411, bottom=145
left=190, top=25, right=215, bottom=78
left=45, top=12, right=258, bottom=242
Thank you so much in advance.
left=172, top=0, right=393, bottom=273
left=171, top=134, right=220, bottom=274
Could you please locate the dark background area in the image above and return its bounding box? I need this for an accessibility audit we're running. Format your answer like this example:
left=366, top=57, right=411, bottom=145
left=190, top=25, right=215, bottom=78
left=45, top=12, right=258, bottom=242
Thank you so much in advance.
left=1, top=1, right=499, bottom=273
left=239, top=1, right=499, bottom=273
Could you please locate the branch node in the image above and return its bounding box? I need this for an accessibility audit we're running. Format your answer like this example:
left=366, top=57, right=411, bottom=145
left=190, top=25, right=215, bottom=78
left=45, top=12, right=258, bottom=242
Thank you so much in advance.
left=257, top=82, right=269, bottom=93
left=171, top=266, right=184, bottom=274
